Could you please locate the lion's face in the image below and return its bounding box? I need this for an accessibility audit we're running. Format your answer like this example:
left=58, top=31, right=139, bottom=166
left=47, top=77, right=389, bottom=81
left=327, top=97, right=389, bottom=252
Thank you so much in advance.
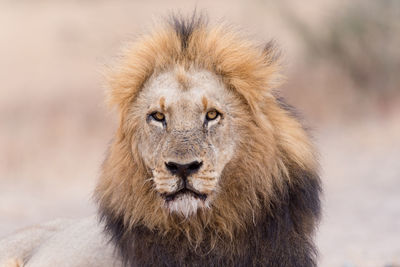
left=133, top=68, right=240, bottom=217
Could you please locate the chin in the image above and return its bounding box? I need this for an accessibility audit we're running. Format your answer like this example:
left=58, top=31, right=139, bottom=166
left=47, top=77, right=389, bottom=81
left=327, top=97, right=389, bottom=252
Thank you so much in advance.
left=164, top=193, right=210, bottom=218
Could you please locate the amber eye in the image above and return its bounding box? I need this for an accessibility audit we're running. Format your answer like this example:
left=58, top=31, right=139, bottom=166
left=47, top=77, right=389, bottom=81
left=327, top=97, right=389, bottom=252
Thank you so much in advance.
left=151, top=112, right=165, bottom=122
left=206, top=110, right=219, bottom=121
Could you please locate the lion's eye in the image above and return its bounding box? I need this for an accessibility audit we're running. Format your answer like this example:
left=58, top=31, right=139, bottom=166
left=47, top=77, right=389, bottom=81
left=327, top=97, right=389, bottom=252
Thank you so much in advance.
left=206, top=110, right=219, bottom=121
left=151, top=112, right=165, bottom=122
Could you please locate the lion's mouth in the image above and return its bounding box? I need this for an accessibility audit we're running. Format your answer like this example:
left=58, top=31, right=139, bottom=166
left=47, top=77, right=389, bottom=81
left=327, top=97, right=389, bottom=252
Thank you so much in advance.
left=162, top=188, right=207, bottom=202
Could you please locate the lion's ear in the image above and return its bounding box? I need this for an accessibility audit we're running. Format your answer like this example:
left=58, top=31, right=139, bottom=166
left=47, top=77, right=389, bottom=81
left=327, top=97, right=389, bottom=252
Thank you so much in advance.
left=261, top=40, right=285, bottom=90
left=263, top=41, right=281, bottom=66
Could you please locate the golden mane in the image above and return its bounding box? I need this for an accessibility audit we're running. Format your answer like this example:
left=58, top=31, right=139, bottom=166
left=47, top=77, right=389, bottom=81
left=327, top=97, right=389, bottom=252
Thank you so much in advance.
left=95, top=14, right=321, bottom=266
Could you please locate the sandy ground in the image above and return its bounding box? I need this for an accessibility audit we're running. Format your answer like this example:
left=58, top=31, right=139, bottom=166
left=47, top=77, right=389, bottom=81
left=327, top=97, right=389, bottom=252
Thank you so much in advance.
left=1, top=1, right=399, bottom=266
left=317, top=118, right=400, bottom=266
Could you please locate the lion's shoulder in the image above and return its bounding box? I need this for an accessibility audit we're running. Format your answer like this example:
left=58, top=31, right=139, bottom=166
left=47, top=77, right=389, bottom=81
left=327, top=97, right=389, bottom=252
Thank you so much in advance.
left=0, top=217, right=122, bottom=267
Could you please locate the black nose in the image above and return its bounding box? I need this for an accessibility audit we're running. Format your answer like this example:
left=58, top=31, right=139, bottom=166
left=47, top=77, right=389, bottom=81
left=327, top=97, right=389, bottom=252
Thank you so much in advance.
left=165, top=161, right=203, bottom=178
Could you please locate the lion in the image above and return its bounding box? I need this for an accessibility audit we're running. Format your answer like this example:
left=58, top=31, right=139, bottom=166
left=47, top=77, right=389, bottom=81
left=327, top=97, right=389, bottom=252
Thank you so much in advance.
left=0, top=14, right=321, bottom=267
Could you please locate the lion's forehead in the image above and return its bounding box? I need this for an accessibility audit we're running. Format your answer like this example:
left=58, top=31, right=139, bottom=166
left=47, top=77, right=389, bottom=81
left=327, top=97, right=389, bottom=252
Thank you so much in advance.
left=142, top=68, right=227, bottom=111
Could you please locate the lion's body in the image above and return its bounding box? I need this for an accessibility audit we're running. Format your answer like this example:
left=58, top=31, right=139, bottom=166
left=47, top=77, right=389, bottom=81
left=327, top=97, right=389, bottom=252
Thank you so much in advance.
left=0, top=14, right=321, bottom=267
left=0, top=217, right=121, bottom=267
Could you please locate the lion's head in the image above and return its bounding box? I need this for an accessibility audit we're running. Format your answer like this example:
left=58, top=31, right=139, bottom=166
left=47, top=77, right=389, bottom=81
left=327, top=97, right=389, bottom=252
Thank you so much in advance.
left=95, top=14, right=320, bottom=266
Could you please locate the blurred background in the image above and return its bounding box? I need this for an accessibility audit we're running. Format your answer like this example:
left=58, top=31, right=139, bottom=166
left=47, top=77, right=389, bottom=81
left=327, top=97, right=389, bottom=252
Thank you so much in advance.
left=0, top=0, right=399, bottom=266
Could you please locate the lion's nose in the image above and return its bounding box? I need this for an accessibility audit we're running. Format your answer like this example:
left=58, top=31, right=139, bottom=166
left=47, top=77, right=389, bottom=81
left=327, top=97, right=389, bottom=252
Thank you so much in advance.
left=165, top=161, right=203, bottom=178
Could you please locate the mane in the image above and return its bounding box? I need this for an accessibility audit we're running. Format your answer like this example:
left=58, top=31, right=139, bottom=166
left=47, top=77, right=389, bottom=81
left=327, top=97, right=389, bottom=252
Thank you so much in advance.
left=95, top=13, right=321, bottom=266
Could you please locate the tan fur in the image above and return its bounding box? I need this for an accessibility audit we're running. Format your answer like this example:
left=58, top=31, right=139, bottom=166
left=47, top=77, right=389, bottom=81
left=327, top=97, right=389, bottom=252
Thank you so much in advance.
left=174, top=65, right=190, bottom=90
left=3, top=258, right=23, bottom=267
left=96, top=19, right=317, bottom=248
left=201, top=96, right=208, bottom=111
left=159, top=96, right=166, bottom=112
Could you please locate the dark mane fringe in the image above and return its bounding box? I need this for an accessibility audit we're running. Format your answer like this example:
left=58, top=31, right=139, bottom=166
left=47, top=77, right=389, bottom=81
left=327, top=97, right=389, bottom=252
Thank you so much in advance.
left=168, top=11, right=207, bottom=50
